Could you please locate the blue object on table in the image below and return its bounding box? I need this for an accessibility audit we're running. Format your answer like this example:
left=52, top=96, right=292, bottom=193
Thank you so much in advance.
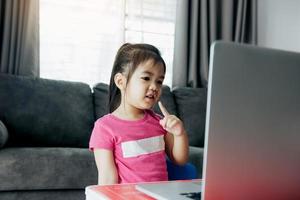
left=166, top=158, right=198, bottom=180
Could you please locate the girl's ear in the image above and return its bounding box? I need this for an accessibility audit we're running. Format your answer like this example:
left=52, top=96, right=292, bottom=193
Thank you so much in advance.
left=114, top=73, right=126, bottom=90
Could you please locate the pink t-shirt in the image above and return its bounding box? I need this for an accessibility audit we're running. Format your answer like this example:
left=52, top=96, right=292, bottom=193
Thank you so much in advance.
left=89, top=109, right=168, bottom=184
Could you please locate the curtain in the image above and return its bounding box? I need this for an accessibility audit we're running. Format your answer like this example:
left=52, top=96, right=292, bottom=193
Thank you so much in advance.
left=173, top=0, right=257, bottom=88
left=0, top=0, right=39, bottom=76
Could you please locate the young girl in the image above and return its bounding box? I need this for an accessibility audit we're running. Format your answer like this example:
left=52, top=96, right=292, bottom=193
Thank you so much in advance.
left=89, top=43, right=189, bottom=184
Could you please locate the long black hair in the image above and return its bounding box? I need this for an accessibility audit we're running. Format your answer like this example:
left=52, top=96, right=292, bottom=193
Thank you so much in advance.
left=108, top=43, right=166, bottom=113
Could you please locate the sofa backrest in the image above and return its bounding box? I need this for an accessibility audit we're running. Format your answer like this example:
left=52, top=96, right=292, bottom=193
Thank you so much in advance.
left=93, top=83, right=178, bottom=119
left=0, top=74, right=207, bottom=148
left=173, top=87, right=207, bottom=147
left=0, top=74, right=94, bottom=147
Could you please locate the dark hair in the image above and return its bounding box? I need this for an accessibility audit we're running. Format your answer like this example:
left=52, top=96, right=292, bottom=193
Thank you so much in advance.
left=108, top=43, right=166, bottom=112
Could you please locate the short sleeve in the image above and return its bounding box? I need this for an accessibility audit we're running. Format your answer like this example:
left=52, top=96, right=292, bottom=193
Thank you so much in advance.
left=89, top=119, right=114, bottom=151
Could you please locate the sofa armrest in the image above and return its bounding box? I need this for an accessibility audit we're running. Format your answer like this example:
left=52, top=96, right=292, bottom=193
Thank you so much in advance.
left=0, top=120, right=8, bottom=148
left=188, top=146, right=204, bottom=178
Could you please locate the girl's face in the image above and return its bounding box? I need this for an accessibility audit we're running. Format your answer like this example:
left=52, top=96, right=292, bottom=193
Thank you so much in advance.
left=124, top=59, right=165, bottom=112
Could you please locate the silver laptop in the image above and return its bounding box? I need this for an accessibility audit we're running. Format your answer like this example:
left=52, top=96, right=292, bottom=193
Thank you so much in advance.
left=202, top=41, right=300, bottom=200
left=136, top=180, right=201, bottom=200
left=136, top=42, right=300, bottom=200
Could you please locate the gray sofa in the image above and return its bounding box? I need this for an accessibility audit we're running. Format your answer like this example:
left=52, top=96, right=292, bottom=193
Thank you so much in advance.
left=0, top=73, right=207, bottom=200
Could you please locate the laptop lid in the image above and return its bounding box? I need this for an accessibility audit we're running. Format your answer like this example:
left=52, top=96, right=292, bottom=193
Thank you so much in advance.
left=202, top=42, right=300, bottom=200
left=136, top=180, right=201, bottom=200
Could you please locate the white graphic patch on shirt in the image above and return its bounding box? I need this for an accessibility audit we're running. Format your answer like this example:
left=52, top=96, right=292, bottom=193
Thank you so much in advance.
left=121, top=135, right=165, bottom=158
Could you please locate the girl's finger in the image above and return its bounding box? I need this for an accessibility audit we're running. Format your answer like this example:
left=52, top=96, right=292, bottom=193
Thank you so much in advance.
left=158, top=101, right=170, bottom=117
left=167, top=119, right=178, bottom=129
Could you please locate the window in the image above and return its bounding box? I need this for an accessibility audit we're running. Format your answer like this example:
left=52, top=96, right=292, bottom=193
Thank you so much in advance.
left=40, top=0, right=177, bottom=87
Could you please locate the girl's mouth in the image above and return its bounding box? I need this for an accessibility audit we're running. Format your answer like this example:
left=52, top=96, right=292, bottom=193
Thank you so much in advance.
left=146, top=95, right=154, bottom=99
left=145, top=94, right=156, bottom=101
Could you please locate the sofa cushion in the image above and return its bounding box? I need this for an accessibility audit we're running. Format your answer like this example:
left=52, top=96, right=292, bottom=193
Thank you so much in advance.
left=93, top=83, right=177, bottom=119
left=0, top=147, right=97, bottom=191
left=0, top=74, right=94, bottom=147
left=0, top=120, right=9, bottom=148
left=0, top=190, right=85, bottom=200
left=173, top=87, right=207, bottom=147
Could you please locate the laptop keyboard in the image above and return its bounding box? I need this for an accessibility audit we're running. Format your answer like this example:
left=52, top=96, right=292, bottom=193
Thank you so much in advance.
left=180, top=192, right=201, bottom=200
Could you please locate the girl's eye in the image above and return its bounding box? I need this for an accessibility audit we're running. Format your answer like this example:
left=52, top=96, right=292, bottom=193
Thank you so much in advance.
left=157, top=80, right=163, bottom=85
left=141, top=77, right=150, bottom=81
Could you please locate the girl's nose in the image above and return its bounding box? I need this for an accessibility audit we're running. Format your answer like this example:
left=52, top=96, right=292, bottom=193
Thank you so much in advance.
left=149, top=82, right=158, bottom=91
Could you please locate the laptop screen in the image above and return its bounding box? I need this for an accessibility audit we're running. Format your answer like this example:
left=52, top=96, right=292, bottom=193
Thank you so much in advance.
left=202, top=42, right=300, bottom=200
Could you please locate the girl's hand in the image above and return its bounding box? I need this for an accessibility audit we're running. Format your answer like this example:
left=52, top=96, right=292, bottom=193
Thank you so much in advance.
left=158, top=101, right=185, bottom=136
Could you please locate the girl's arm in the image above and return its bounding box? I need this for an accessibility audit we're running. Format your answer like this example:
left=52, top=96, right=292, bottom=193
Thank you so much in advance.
left=159, top=102, right=189, bottom=165
left=165, top=130, right=189, bottom=165
left=94, top=149, right=118, bottom=185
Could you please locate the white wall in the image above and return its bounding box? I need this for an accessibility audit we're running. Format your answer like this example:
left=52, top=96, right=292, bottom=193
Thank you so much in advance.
left=258, top=0, right=300, bottom=52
